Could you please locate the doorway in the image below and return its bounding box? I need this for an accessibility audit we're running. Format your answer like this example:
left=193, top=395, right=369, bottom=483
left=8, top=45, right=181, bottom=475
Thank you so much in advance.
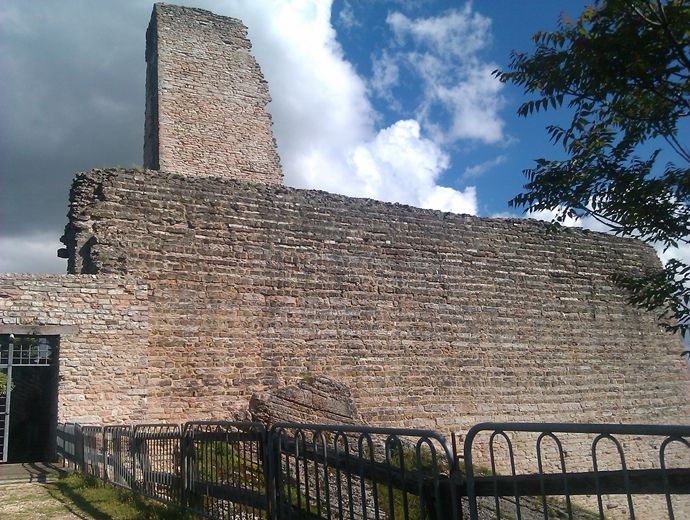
left=0, top=335, right=59, bottom=463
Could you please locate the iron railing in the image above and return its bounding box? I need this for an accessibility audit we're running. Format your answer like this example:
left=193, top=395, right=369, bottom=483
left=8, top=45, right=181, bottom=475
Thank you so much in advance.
left=56, top=421, right=77, bottom=465
left=104, top=425, right=133, bottom=487
left=461, top=422, right=690, bottom=520
left=81, top=425, right=103, bottom=477
left=132, top=423, right=182, bottom=504
left=184, top=421, right=267, bottom=519
left=269, top=422, right=457, bottom=520
left=56, top=420, right=690, bottom=520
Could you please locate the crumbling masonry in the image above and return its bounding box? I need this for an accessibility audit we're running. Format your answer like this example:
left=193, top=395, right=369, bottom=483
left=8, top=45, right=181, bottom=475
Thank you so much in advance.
left=1, top=4, right=689, bottom=433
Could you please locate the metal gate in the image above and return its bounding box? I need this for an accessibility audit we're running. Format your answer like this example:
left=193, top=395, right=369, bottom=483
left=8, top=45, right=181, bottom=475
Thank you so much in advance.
left=0, top=334, right=57, bottom=463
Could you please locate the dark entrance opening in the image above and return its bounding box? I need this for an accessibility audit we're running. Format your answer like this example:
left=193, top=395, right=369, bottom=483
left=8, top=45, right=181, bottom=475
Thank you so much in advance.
left=0, top=335, right=59, bottom=463
left=8, top=365, right=58, bottom=462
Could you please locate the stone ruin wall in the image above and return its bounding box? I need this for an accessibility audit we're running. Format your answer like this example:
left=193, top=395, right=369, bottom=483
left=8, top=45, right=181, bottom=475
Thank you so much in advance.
left=62, top=167, right=690, bottom=432
left=0, top=274, right=149, bottom=424
left=57, top=166, right=690, bottom=519
left=1, top=5, right=688, bottom=514
left=0, top=0, right=686, bottom=438
left=144, top=4, right=282, bottom=184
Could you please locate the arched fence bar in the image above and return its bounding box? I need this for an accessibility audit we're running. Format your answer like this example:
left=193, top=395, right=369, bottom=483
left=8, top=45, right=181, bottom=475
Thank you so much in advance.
left=56, top=421, right=690, bottom=520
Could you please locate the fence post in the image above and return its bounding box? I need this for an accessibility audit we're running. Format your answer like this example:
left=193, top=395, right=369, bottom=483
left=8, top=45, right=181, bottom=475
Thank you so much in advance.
left=266, top=427, right=280, bottom=520
left=100, top=426, right=106, bottom=480
left=463, top=426, right=480, bottom=520
left=130, top=425, right=136, bottom=491
left=102, top=428, right=108, bottom=482
left=180, top=424, right=188, bottom=511
left=77, top=424, right=85, bottom=473
left=421, top=476, right=457, bottom=520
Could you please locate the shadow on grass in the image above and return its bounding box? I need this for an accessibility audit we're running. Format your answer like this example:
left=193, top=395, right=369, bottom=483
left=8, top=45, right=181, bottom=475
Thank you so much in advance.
left=46, top=477, right=114, bottom=520
left=46, top=473, right=195, bottom=520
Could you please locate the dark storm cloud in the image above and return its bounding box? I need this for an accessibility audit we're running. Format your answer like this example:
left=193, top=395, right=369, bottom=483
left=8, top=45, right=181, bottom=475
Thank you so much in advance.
left=0, top=0, right=494, bottom=273
left=0, top=1, right=151, bottom=270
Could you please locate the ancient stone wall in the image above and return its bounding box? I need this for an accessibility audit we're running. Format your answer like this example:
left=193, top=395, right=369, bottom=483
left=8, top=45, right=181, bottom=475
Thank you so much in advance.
left=63, top=168, right=690, bottom=430
left=143, top=4, right=282, bottom=184
left=4, top=4, right=683, bottom=514
left=0, top=274, right=149, bottom=423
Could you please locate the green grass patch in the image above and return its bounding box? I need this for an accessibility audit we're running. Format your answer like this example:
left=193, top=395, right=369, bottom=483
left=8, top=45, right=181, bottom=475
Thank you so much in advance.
left=47, top=472, right=198, bottom=520
left=374, top=442, right=443, bottom=520
left=194, top=439, right=265, bottom=489
left=190, top=439, right=268, bottom=517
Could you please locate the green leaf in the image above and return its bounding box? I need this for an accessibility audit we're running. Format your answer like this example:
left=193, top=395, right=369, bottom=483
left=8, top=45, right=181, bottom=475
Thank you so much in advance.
left=499, top=0, right=690, bottom=336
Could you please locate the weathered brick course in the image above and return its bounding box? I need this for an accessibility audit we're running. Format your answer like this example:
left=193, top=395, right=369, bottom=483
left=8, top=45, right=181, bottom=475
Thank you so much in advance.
left=143, top=4, right=282, bottom=184
left=0, top=274, right=149, bottom=423
left=61, top=168, right=690, bottom=430
left=1, top=5, right=688, bottom=514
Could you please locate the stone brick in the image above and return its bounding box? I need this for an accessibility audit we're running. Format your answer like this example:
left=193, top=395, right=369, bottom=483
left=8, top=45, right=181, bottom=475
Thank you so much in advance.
left=0, top=274, right=149, bottom=423
left=59, top=167, right=690, bottom=432
left=143, top=3, right=282, bottom=184
left=249, top=376, right=362, bottom=426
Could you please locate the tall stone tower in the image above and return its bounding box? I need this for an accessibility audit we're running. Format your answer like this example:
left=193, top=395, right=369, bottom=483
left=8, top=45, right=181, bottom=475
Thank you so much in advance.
left=143, top=3, right=283, bottom=183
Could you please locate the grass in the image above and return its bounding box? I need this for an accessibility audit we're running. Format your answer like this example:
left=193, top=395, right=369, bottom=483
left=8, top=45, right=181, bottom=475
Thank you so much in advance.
left=46, top=472, right=198, bottom=520
left=191, top=439, right=267, bottom=517
left=195, top=439, right=265, bottom=489
left=36, top=447, right=602, bottom=520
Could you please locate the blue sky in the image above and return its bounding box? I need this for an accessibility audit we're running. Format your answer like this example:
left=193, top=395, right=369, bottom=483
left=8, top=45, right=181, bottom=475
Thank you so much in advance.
left=1, top=0, right=687, bottom=273
left=330, top=0, right=588, bottom=216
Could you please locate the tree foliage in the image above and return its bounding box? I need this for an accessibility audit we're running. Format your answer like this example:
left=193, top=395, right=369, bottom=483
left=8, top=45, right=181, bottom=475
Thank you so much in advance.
left=496, top=0, right=690, bottom=334
left=0, top=372, right=11, bottom=395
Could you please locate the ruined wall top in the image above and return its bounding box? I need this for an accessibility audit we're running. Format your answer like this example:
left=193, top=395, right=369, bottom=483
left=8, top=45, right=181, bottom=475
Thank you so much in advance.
left=144, top=3, right=283, bottom=184
left=63, top=167, right=690, bottom=426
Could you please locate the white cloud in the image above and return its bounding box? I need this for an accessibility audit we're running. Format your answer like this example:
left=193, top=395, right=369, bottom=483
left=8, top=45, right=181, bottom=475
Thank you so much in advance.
left=463, top=155, right=506, bottom=180
left=387, top=7, right=491, bottom=57
left=380, top=5, right=505, bottom=144
left=435, top=64, right=504, bottom=143
left=0, top=233, right=64, bottom=273
left=190, top=0, right=478, bottom=214
left=346, top=120, right=476, bottom=214
left=337, top=1, right=359, bottom=30
left=422, top=185, right=477, bottom=214
left=655, top=241, right=690, bottom=267
left=527, top=208, right=612, bottom=233
left=370, top=51, right=400, bottom=104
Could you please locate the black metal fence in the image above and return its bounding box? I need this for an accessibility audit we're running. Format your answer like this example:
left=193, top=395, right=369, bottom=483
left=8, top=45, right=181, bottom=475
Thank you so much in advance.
left=56, top=420, right=690, bottom=520
left=184, top=421, right=267, bottom=519
left=270, top=423, right=457, bottom=520
left=461, top=422, right=690, bottom=520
